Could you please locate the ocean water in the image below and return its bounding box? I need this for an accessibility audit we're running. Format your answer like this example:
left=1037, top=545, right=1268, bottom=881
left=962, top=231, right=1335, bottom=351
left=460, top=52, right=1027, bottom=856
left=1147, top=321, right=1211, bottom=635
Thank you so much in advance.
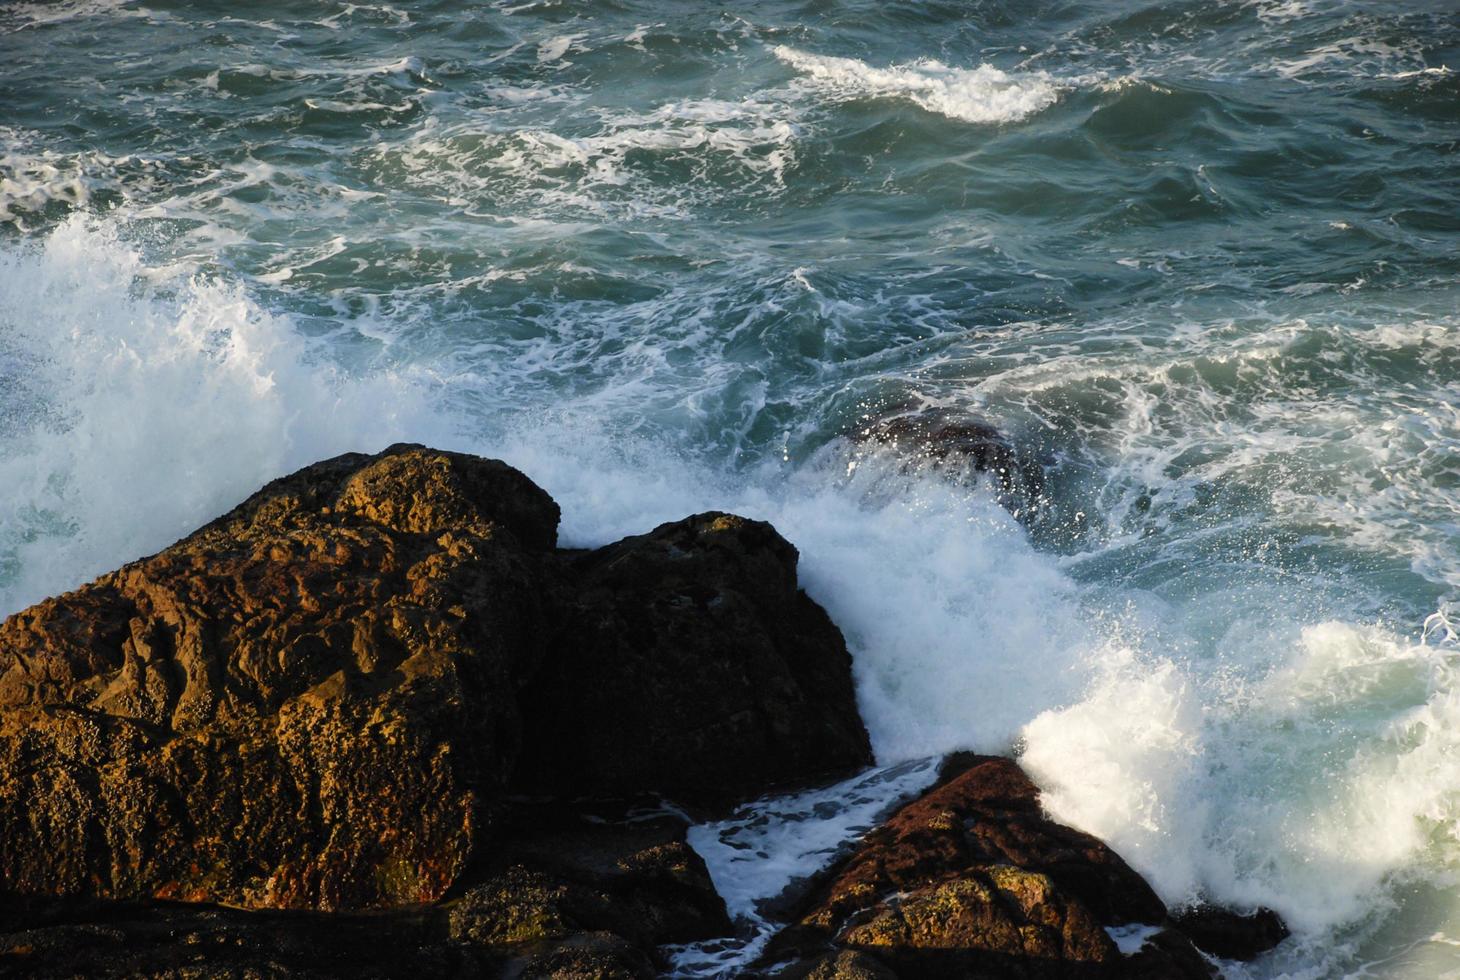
left=2, top=0, right=1458, bottom=975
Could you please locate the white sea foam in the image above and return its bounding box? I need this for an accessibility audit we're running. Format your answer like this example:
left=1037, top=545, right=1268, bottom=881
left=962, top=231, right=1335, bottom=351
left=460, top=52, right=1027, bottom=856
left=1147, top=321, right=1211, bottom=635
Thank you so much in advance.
left=0, top=134, right=157, bottom=228
left=384, top=95, right=799, bottom=219
left=773, top=45, right=1060, bottom=124
left=0, top=155, right=91, bottom=226
left=0, top=217, right=443, bottom=613
left=1267, top=37, right=1433, bottom=81
left=1024, top=619, right=1460, bottom=956
left=1249, top=0, right=1315, bottom=24
left=0, top=0, right=150, bottom=33
left=499, top=421, right=1460, bottom=979
left=537, top=33, right=582, bottom=64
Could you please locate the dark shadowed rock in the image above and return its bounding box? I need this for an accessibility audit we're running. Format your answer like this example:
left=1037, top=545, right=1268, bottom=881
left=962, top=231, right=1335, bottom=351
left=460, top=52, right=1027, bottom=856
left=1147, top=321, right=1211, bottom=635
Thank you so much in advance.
left=513, top=933, right=657, bottom=979
left=0, top=799, right=727, bottom=979
left=0, top=892, right=486, bottom=979
left=517, top=511, right=873, bottom=807
left=448, top=800, right=731, bottom=957
left=1171, top=904, right=1289, bottom=960
left=775, top=949, right=901, bottom=979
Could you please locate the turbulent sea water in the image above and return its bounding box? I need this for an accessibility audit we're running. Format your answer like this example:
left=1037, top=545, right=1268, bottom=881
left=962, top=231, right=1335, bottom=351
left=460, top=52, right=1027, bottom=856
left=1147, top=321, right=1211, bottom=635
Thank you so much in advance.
left=2, top=0, right=1459, bottom=975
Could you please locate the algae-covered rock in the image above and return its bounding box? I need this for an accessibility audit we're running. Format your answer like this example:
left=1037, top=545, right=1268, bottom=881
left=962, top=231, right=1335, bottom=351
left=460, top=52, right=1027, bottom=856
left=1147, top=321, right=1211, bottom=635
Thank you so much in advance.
left=840, top=869, right=1119, bottom=978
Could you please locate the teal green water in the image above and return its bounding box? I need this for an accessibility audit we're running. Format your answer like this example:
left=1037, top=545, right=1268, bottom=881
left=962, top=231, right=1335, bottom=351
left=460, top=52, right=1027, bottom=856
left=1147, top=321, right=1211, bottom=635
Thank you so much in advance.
left=3, top=1, right=1459, bottom=976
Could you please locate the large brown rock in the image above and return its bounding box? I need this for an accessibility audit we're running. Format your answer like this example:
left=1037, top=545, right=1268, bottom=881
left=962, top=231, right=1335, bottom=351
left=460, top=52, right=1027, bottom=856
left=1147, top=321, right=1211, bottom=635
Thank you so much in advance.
left=0, top=446, right=557, bottom=912
left=767, top=755, right=1214, bottom=980
left=517, top=512, right=873, bottom=807
left=0, top=444, right=870, bottom=917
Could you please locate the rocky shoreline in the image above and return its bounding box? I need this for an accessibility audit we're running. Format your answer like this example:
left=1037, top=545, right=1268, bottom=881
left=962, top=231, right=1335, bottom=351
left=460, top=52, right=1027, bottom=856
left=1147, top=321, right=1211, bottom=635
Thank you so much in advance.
left=0, top=445, right=1286, bottom=978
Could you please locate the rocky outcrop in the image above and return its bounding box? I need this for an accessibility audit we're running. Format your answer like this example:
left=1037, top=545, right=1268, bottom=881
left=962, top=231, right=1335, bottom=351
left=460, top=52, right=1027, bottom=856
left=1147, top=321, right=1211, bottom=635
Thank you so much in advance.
left=448, top=799, right=732, bottom=962
left=853, top=408, right=1045, bottom=518
left=0, top=447, right=555, bottom=912
left=762, top=755, right=1223, bottom=979
left=0, top=444, right=870, bottom=919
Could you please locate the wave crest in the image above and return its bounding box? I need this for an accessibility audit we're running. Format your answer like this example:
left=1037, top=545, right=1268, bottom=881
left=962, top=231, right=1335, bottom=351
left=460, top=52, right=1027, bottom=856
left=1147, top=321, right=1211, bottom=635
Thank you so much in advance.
left=773, top=45, right=1060, bottom=124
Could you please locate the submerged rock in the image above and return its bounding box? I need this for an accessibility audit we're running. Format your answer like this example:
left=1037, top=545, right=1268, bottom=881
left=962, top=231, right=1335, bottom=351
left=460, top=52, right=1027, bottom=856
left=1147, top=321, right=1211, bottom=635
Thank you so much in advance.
left=0, top=444, right=869, bottom=920
left=852, top=407, right=1046, bottom=518
left=1170, top=904, right=1290, bottom=960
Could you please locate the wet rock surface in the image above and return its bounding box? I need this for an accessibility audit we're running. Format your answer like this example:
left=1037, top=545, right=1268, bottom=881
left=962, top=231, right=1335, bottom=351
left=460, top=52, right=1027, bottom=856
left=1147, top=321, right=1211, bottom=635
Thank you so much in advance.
left=758, top=754, right=1252, bottom=979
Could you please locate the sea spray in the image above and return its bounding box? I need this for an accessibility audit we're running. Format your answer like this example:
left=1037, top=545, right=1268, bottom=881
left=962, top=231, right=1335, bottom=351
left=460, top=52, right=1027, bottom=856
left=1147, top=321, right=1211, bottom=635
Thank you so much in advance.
left=0, top=216, right=444, bottom=613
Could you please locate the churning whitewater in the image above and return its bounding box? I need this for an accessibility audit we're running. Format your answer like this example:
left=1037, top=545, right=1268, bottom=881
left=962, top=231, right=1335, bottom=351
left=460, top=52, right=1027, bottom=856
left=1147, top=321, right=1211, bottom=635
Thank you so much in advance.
left=2, top=0, right=1458, bottom=976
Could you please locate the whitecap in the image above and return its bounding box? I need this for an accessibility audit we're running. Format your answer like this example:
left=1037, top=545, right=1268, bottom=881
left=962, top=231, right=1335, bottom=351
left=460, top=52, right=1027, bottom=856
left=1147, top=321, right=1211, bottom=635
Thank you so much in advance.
left=772, top=45, right=1061, bottom=124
